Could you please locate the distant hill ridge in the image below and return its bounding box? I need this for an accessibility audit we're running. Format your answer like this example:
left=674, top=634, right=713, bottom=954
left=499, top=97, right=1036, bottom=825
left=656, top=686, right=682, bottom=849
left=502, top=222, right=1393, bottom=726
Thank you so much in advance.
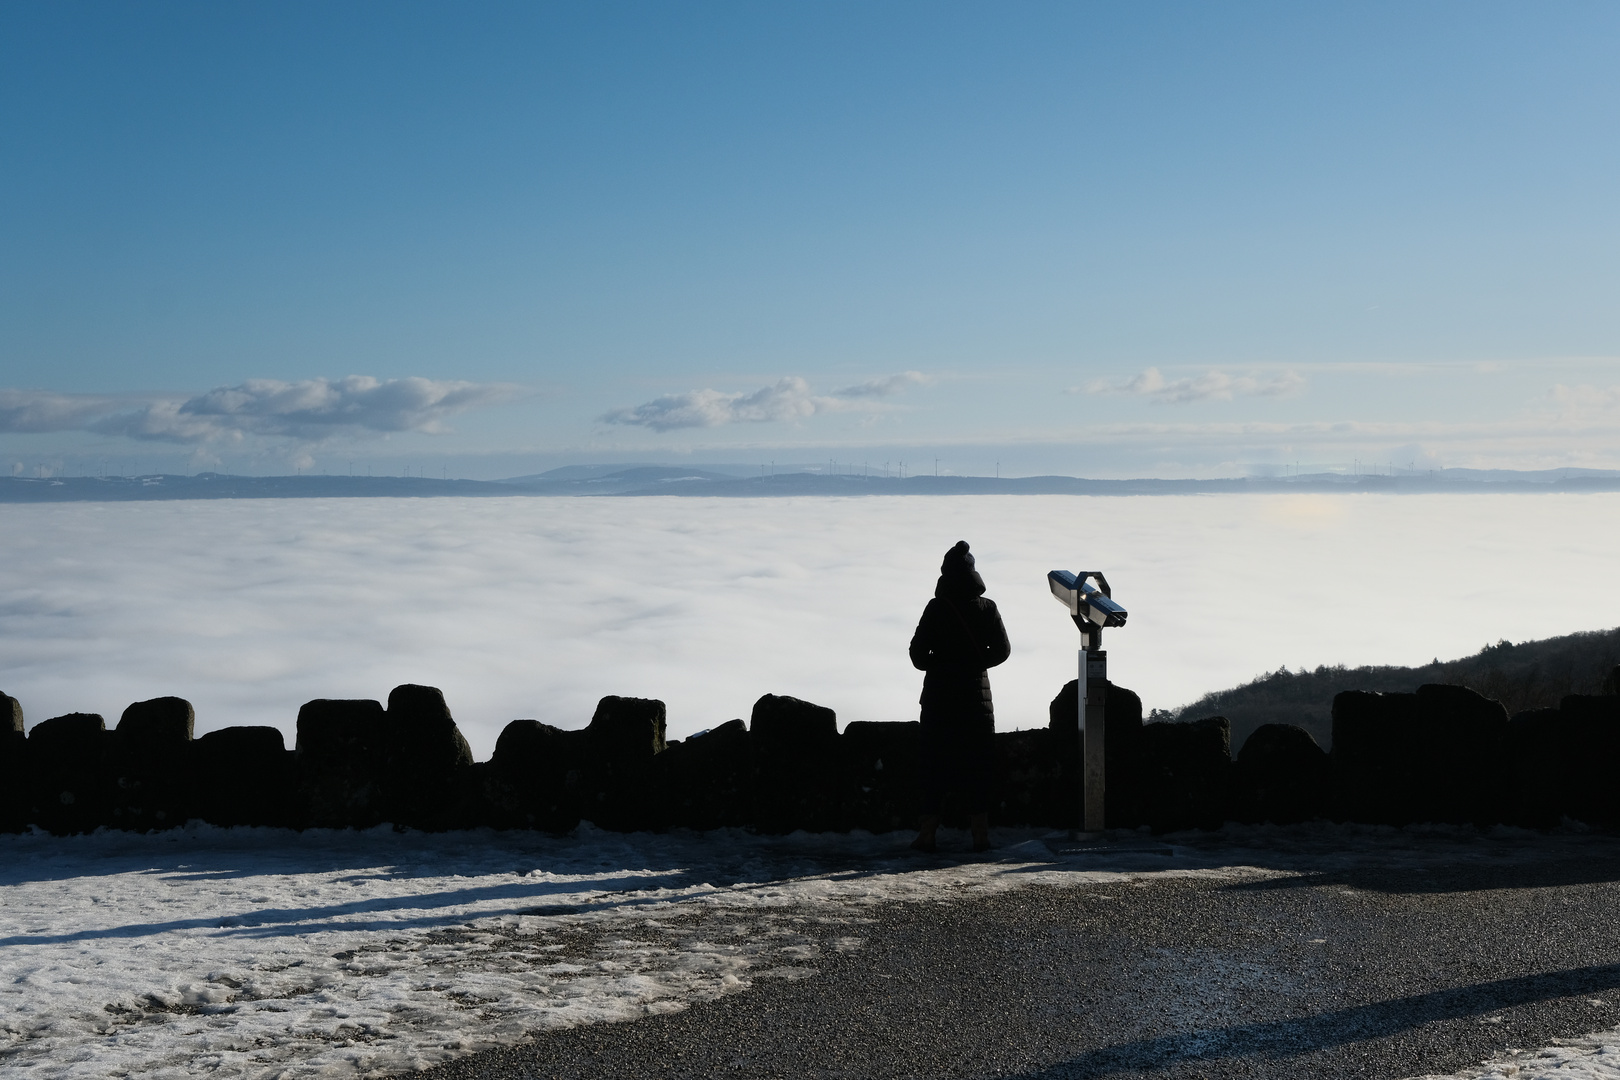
left=1170, top=626, right=1620, bottom=756
left=6, top=464, right=1620, bottom=501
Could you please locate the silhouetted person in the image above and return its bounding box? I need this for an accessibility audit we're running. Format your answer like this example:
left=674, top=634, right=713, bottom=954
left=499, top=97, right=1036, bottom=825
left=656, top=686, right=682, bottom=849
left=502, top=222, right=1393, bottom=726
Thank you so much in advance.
left=909, top=540, right=1011, bottom=852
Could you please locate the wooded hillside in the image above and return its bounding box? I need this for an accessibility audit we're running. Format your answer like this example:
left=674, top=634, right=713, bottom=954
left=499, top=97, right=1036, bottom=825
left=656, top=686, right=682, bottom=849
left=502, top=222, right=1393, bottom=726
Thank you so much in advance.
left=1164, top=627, right=1620, bottom=755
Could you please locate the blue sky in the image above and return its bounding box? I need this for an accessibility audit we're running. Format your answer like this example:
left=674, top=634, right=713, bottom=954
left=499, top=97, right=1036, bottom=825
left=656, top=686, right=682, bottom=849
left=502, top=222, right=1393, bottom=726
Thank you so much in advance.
left=3, top=1, right=1619, bottom=478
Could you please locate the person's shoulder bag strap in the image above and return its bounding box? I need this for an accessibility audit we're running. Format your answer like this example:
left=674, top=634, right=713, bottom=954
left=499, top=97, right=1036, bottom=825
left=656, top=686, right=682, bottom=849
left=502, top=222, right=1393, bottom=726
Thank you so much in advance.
left=941, top=595, right=988, bottom=662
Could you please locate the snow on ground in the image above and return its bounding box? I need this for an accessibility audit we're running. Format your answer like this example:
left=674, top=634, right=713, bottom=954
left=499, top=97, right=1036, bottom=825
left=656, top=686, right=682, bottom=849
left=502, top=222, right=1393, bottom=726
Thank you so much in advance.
left=1414, top=1031, right=1620, bottom=1080
left=6, top=822, right=1620, bottom=1079
left=0, top=823, right=1235, bottom=1079
left=2, top=493, right=1618, bottom=755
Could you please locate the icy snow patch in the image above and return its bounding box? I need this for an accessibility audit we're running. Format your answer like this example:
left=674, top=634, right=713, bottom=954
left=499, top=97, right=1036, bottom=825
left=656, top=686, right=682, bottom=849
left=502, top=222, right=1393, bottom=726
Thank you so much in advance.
left=9, top=822, right=1618, bottom=1080
left=1411, top=1029, right=1620, bottom=1079
left=0, top=823, right=1220, bottom=1079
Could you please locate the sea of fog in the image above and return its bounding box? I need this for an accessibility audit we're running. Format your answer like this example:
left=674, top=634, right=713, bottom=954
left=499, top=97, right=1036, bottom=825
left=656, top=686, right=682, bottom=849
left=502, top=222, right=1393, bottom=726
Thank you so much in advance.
left=1, top=492, right=1617, bottom=757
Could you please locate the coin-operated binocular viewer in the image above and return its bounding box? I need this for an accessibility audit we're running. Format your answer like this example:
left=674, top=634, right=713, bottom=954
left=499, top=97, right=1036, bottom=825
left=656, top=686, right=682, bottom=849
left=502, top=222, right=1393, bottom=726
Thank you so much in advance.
left=1048, top=570, right=1128, bottom=834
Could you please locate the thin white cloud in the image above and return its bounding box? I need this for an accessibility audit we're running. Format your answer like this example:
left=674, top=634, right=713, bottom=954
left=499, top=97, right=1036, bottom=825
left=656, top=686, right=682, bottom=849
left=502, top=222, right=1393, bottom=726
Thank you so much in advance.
left=1550, top=383, right=1620, bottom=420
left=939, top=407, right=1620, bottom=474
left=830, top=370, right=932, bottom=399
left=1081, top=367, right=1306, bottom=403
left=0, top=376, right=516, bottom=444
left=0, top=390, right=126, bottom=434
left=601, top=373, right=930, bottom=432
left=100, top=376, right=517, bottom=443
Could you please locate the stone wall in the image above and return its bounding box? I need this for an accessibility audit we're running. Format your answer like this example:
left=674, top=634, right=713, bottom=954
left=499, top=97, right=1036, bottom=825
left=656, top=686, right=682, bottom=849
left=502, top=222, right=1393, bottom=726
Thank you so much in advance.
left=2, top=675, right=1617, bottom=836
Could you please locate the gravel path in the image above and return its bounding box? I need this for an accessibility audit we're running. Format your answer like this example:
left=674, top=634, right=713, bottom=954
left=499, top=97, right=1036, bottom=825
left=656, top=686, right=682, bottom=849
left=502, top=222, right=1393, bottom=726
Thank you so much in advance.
left=396, top=836, right=1620, bottom=1079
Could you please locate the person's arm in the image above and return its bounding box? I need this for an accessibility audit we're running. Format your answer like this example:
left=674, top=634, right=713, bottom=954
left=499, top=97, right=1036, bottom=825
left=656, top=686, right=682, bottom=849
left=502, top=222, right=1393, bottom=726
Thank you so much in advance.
left=909, top=600, right=941, bottom=671
left=981, top=599, right=1011, bottom=669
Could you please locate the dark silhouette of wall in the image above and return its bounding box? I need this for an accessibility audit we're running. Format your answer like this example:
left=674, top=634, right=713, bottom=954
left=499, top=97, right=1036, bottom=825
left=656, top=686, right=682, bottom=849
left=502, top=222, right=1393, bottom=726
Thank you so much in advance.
left=3, top=669, right=1618, bottom=837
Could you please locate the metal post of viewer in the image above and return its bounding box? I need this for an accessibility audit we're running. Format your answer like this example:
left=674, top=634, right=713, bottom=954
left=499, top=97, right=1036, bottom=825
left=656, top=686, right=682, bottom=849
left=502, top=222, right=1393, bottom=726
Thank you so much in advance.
left=1084, top=644, right=1107, bottom=832
left=1047, top=570, right=1128, bottom=836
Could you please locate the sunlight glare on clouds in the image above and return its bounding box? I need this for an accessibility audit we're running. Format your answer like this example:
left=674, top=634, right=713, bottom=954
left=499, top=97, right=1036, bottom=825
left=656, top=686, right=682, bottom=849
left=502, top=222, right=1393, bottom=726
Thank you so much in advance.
left=0, top=494, right=1617, bottom=759
left=1260, top=494, right=1350, bottom=529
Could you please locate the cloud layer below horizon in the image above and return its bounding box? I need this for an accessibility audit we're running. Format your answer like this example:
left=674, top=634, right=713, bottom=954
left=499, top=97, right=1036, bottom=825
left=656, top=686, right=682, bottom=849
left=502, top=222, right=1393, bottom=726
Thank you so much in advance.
left=1, top=493, right=1616, bottom=759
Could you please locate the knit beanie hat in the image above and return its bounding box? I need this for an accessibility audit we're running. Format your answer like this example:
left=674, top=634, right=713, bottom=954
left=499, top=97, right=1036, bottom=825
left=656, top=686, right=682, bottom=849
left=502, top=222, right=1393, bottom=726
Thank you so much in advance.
left=935, top=540, right=986, bottom=597
left=940, top=540, right=975, bottom=575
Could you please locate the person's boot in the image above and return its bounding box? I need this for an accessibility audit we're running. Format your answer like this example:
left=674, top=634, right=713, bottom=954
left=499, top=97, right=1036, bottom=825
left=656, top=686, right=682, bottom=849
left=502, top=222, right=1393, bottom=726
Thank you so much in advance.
left=911, top=815, right=940, bottom=852
left=970, top=812, right=991, bottom=852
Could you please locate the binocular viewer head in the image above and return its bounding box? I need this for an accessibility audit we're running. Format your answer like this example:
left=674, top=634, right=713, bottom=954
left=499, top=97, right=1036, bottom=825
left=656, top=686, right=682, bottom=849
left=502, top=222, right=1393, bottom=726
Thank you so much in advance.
left=1048, top=569, right=1127, bottom=629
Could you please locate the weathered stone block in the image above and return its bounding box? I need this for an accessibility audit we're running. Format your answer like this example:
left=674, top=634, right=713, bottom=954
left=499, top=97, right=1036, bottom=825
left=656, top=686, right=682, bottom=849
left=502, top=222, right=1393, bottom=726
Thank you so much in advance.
left=751, top=694, right=837, bottom=755
left=1136, top=716, right=1231, bottom=833
left=192, top=726, right=296, bottom=828
left=0, top=701, right=25, bottom=833
left=1505, top=708, right=1563, bottom=828
left=1232, top=723, right=1328, bottom=824
left=109, top=697, right=195, bottom=832
left=1411, top=683, right=1508, bottom=825
left=572, top=696, right=668, bottom=831
left=28, top=713, right=111, bottom=834
left=492, top=717, right=583, bottom=777
left=1049, top=680, right=1144, bottom=829
left=1331, top=690, right=1420, bottom=824
left=751, top=694, right=842, bottom=833
left=286, top=685, right=476, bottom=829
left=117, top=697, right=194, bottom=747
left=485, top=718, right=585, bottom=832
left=841, top=720, right=921, bottom=833
left=991, top=728, right=1061, bottom=827
left=386, top=685, right=474, bottom=769
left=382, top=684, right=475, bottom=829
left=654, top=719, right=754, bottom=831
left=1331, top=686, right=1509, bottom=826
left=586, top=695, right=667, bottom=763
left=1558, top=694, right=1620, bottom=827
left=295, top=698, right=388, bottom=828
left=441, top=760, right=498, bottom=830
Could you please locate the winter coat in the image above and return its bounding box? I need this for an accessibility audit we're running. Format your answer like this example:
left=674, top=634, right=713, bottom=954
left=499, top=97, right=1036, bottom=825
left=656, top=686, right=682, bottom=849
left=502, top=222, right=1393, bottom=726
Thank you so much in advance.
left=909, top=572, right=1012, bottom=724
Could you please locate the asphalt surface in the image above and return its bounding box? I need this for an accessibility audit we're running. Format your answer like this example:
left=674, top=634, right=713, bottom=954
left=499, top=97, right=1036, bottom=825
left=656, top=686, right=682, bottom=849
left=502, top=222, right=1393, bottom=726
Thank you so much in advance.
left=397, top=838, right=1620, bottom=1080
